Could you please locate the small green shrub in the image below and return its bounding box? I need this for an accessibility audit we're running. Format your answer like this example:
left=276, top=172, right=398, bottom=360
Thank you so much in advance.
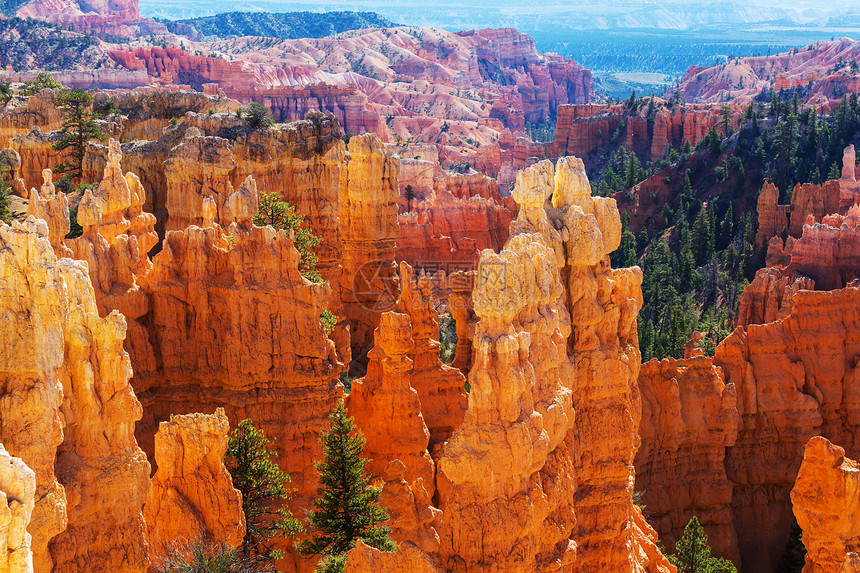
left=241, top=102, right=274, bottom=129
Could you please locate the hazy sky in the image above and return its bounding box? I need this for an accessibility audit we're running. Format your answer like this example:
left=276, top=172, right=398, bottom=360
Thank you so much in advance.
left=140, top=0, right=860, bottom=30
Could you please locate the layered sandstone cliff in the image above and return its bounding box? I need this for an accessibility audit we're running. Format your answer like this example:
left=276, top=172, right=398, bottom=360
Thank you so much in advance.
left=636, top=357, right=741, bottom=563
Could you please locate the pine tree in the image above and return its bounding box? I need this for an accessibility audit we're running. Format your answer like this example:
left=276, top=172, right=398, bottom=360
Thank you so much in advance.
left=404, top=184, right=414, bottom=212
left=226, top=419, right=301, bottom=569
left=52, top=88, right=106, bottom=186
left=253, top=192, right=323, bottom=282
left=692, top=207, right=715, bottom=266
left=21, top=71, right=64, bottom=96
left=299, top=400, right=395, bottom=572
left=242, top=102, right=275, bottom=129
left=719, top=104, right=733, bottom=137
left=613, top=228, right=638, bottom=268
left=776, top=519, right=807, bottom=573
left=774, top=114, right=799, bottom=192
left=719, top=205, right=733, bottom=251
left=669, top=516, right=738, bottom=573
left=0, top=152, right=12, bottom=225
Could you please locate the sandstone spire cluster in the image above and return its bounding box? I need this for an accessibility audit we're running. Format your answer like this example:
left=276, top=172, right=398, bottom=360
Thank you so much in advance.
left=343, top=157, right=673, bottom=572
left=0, top=216, right=150, bottom=572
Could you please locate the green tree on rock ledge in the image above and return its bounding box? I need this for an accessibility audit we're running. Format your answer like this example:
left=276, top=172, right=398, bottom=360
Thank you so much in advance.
left=226, top=418, right=301, bottom=570
left=52, top=88, right=106, bottom=186
left=299, top=400, right=395, bottom=572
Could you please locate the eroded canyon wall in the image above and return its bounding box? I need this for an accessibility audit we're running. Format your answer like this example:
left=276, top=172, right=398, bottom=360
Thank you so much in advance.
left=635, top=357, right=740, bottom=563
left=638, top=204, right=860, bottom=572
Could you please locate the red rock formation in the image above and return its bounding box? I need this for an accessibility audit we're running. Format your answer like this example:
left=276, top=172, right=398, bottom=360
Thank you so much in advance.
left=396, top=191, right=515, bottom=271
left=25, top=169, right=70, bottom=256
left=0, top=217, right=150, bottom=573
left=736, top=263, right=813, bottom=329
left=346, top=311, right=435, bottom=489
left=0, top=218, right=69, bottom=572
left=107, top=25, right=591, bottom=148
left=789, top=181, right=843, bottom=237
left=339, top=134, right=401, bottom=368
left=551, top=103, right=731, bottom=164
left=47, top=260, right=150, bottom=573
left=16, top=0, right=166, bottom=36
left=396, top=263, right=467, bottom=446
left=345, top=540, right=442, bottom=573
left=448, top=270, right=476, bottom=373
left=674, top=38, right=860, bottom=106
left=636, top=356, right=741, bottom=563
left=131, top=208, right=341, bottom=571
left=548, top=158, right=666, bottom=572
left=378, top=460, right=442, bottom=555
left=144, top=409, right=245, bottom=560
left=683, top=331, right=706, bottom=359
left=435, top=225, right=580, bottom=571
left=765, top=235, right=795, bottom=267
left=755, top=182, right=788, bottom=250
left=790, top=207, right=860, bottom=290
left=64, top=140, right=157, bottom=382
left=550, top=104, right=622, bottom=159
left=714, top=281, right=860, bottom=572
left=0, top=91, right=64, bottom=149
left=9, top=129, right=64, bottom=194
left=791, top=436, right=860, bottom=573
left=343, top=157, right=671, bottom=572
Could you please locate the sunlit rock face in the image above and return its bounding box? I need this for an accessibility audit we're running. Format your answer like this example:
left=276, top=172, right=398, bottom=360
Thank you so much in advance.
left=0, top=217, right=150, bottom=573
left=343, top=157, right=672, bottom=573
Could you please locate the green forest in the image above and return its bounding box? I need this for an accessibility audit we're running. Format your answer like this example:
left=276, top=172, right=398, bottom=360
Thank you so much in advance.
left=603, top=92, right=860, bottom=360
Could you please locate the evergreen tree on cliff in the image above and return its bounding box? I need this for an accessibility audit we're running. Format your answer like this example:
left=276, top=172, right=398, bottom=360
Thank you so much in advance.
left=299, top=400, right=395, bottom=572
left=669, top=516, right=737, bottom=573
left=226, top=419, right=301, bottom=570
left=0, top=152, right=12, bottom=225
left=52, top=88, right=106, bottom=186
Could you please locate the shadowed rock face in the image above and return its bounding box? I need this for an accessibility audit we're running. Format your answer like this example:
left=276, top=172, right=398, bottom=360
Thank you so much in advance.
left=635, top=357, right=741, bottom=564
